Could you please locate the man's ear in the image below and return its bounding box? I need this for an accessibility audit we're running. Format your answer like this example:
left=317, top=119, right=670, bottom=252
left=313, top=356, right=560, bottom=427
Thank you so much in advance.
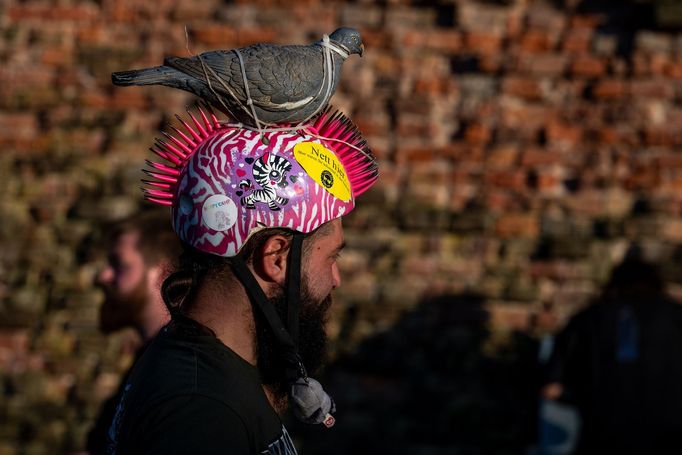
left=147, top=258, right=172, bottom=289
left=251, top=234, right=290, bottom=286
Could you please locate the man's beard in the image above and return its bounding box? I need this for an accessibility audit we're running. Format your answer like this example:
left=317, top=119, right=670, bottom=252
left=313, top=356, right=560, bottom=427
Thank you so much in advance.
left=255, top=280, right=332, bottom=403
left=99, top=277, right=149, bottom=334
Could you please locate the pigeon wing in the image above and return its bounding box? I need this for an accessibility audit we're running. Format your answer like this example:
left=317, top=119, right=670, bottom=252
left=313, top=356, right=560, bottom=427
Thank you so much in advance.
left=164, top=51, right=248, bottom=102
left=241, top=44, right=324, bottom=111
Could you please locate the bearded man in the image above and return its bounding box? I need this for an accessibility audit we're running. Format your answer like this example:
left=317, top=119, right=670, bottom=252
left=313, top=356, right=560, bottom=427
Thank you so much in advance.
left=102, top=105, right=378, bottom=454
left=86, top=210, right=181, bottom=454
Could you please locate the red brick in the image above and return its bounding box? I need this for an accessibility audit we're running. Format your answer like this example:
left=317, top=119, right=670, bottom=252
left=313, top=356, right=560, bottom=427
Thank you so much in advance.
left=650, top=54, right=670, bottom=75
left=403, top=30, right=425, bottom=47
left=495, top=213, right=539, bottom=238
left=487, top=145, right=519, bottom=168
left=413, top=77, right=456, bottom=96
left=570, top=55, right=607, bottom=77
left=190, top=25, right=237, bottom=46
left=7, top=4, right=98, bottom=22
left=396, top=147, right=435, bottom=163
left=424, top=30, right=463, bottom=54
left=465, top=31, right=503, bottom=54
left=465, top=123, right=492, bottom=145
left=625, top=167, right=659, bottom=190
left=546, top=120, right=583, bottom=147
left=397, top=116, right=431, bottom=137
left=353, top=116, right=387, bottom=137
left=500, top=103, right=553, bottom=136
left=521, top=147, right=564, bottom=166
left=80, top=91, right=111, bottom=109
left=77, top=25, right=107, bottom=45
left=597, top=126, right=641, bottom=146
left=530, top=261, right=577, bottom=280
left=506, top=12, right=525, bottom=39
left=235, top=28, right=277, bottom=46
left=486, top=190, right=515, bottom=212
left=485, top=170, right=526, bottom=190
left=536, top=171, right=562, bottom=193
left=502, top=76, right=543, bottom=100
left=656, top=152, right=682, bottom=170
left=479, top=54, right=504, bottom=73
left=440, top=143, right=477, bottom=161
left=526, top=6, right=566, bottom=32
left=570, top=15, right=604, bottom=29
left=631, top=79, right=675, bottom=98
left=662, top=219, right=682, bottom=242
left=111, top=90, right=149, bottom=110
left=632, top=53, right=651, bottom=76
left=105, top=0, right=137, bottom=22
left=489, top=304, right=532, bottom=331
left=360, top=30, right=391, bottom=50
left=592, top=79, right=627, bottom=99
left=520, top=30, right=555, bottom=53
left=516, top=53, right=568, bottom=76
left=0, top=113, right=38, bottom=142
left=644, top=128, right=681, bottom=146
left=41, top=47, right=74, bottom=67
left=665, top=61, right=682, bottom=79
left=562, top=29, right=592, bottom=53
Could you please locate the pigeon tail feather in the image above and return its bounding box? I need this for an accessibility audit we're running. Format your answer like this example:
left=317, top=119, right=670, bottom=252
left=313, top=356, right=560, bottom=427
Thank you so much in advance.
left=112, top=66, right=184, bottom=87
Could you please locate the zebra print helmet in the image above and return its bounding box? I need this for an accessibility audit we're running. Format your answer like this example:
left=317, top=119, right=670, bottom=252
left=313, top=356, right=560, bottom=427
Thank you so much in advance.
left=142, top=106, right=379, bottom=257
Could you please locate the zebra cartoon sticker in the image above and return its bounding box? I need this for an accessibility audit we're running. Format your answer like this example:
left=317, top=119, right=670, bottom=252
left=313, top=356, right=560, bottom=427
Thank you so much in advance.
left=237, top=152, right=295, bottom=211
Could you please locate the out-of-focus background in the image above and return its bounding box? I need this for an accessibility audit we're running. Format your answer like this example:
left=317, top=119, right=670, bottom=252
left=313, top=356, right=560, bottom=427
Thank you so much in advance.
left=2, top=0, right=682, bottom=453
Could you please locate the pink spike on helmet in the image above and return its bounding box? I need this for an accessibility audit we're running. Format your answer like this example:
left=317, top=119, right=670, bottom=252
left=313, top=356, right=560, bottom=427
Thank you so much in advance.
left=142, top=106, right=379, bottom=257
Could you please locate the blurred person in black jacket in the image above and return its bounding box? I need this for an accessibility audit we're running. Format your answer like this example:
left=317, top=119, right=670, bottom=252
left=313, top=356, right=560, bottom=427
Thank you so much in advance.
left=86, top=210, right=181, bottom=454
left=543, top=248, right=682, bottom=454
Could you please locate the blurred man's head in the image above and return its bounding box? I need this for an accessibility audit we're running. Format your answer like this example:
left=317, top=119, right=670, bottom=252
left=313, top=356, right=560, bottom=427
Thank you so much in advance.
left=97, top=210, right=182, bottom=340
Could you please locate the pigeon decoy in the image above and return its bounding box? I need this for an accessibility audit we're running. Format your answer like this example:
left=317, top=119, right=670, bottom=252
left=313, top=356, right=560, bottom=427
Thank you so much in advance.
left=111, top=28, right=363, bottom=127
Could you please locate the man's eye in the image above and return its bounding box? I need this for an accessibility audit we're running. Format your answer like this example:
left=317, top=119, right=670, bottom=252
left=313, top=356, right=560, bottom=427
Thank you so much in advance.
left=117, top=263, right=132, bottom=274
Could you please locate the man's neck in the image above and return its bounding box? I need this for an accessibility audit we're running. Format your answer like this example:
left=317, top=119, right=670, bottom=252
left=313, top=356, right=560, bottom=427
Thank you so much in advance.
left=186, top=269, right=288, bottom=414
left=187, top=281, right=258, bottom=365
left=137, top=296, right=171, bottom=343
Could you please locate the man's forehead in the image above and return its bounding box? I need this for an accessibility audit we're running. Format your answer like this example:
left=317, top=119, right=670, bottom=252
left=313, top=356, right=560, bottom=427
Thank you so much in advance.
left=112, top=231, right=142, bottom=254
left=325, top=219, right=344, bottom=243
left=310, top=219, right=344, bottom=249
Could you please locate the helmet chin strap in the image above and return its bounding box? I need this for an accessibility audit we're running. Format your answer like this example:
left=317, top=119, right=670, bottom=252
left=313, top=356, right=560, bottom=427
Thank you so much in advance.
left=230, top=233, right=336, bottom=428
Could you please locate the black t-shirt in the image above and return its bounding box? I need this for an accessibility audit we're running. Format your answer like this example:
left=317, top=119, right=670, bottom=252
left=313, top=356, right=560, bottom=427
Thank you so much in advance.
left=106, top=317, right=297, bottom=454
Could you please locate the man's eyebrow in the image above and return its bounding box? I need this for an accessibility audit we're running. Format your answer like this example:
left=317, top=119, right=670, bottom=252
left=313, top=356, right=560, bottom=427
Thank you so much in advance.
left=333, top=241, right=347, bottom=254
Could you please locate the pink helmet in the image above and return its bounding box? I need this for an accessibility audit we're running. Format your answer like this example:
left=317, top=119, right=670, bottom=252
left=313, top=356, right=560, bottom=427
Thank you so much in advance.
left=142, top=106, right=378, bottom=256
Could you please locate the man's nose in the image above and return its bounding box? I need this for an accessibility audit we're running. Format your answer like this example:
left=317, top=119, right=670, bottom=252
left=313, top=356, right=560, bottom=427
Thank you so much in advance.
left=97, top=266, right=114, bottom=286
left=332, top=262, right=341, bottom=290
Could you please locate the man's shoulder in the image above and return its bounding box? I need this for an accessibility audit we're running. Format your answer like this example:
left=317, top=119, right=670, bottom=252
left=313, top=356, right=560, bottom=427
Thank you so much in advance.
left=111, top=321, right=290, bottom=454
left=130, top=321, right=262, bottom=404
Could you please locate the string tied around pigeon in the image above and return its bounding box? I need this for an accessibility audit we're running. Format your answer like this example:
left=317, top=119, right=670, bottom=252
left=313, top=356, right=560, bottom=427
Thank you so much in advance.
left=190, top=32, right=356, bottom=153
left=114, top=27, right=364, bottom=127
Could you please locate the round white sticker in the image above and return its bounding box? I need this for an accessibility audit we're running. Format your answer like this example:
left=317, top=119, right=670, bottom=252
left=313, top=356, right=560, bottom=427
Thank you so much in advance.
left=202, top=194, right=237, bottom=232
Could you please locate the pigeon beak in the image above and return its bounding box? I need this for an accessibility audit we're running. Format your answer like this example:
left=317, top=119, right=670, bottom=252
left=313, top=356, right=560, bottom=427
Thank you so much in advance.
left=359, top=43, right=365, bottom=57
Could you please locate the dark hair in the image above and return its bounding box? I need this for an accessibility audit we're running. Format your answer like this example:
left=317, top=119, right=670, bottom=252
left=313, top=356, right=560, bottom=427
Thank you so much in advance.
left=600, top=255, right=666, bottom=304
left=161, top=228, right=296, bottom=316
left=107, top=209, right=182, bottom=266
left=161, top=222, right=337, bottom=316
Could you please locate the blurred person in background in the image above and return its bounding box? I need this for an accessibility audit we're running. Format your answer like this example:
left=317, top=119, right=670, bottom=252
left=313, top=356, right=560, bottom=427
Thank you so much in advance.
left=542, top=247, right=682, bottom=454
left=86, top=209, right=181, bottom=454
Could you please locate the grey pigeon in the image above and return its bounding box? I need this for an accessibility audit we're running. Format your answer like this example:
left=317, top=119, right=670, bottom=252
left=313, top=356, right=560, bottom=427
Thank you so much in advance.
left=111, top=28, right=363, bottom=127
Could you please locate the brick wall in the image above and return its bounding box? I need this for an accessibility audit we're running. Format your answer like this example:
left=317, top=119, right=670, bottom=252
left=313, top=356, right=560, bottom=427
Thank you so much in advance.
left=1, top=0, right=682, bottom=452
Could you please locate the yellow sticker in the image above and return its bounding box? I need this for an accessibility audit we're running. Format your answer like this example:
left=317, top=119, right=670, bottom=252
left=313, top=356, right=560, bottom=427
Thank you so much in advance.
left=294, top=142, right=351, bottom=202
